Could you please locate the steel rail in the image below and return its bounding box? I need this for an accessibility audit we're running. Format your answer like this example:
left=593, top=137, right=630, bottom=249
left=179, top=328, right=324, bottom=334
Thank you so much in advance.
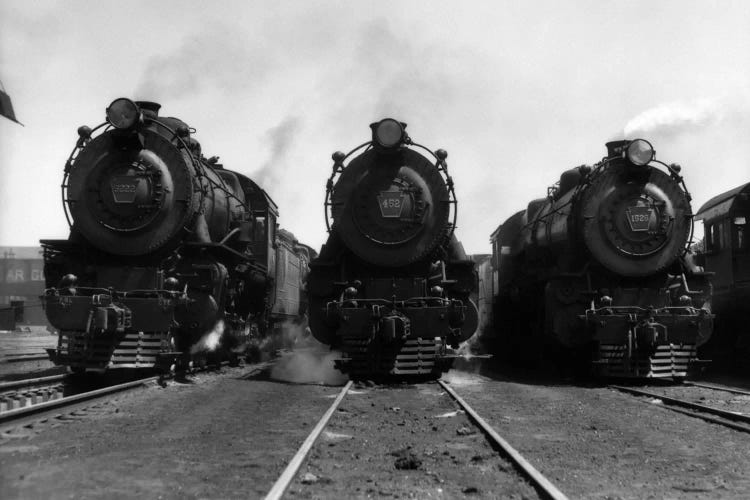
left=0, top=374, right=66, bottom=391
left=684, top=381, right=750, bottom=397
left=264, top=380, right=353, bottom=500
left=611, top=385, right=750, bottom=430
left=438, top=380, right=569, bottom=500
left=0, top=376, right=159, bottom=425
left=5, top=355, right=51, bottom=363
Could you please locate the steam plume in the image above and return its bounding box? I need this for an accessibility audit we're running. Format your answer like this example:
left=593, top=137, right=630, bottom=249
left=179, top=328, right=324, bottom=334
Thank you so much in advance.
left=190, top=320, right=224, bottom=354
left=623, top=98, right=725, bottom=139
left=266, top=321, right=348, bottom=385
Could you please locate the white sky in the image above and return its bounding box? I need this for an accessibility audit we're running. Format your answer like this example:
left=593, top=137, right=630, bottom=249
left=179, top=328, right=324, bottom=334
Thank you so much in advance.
left=1, top=0, right=749, bottom=254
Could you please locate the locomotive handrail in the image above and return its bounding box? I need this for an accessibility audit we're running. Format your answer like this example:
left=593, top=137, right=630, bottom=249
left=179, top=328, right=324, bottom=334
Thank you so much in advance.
left=331, top=297, right=451, bottom=307
left=410, top=140, right=458, bottom=242
left=324, top=141, right=372, bottom=232
left=44, top=285, right=183, bottom=299
left=651, top=158, right=695, bottom=255
left=61, top=122, right=110, bottom=228
left=585, top=305, right=706, bottom=316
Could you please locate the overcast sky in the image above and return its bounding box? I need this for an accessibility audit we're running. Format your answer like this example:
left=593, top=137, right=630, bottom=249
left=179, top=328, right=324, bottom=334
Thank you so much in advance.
left=1, top=0, right=748, bottom=255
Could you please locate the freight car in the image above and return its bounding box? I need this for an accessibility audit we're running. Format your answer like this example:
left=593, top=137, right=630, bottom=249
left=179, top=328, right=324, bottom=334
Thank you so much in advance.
left=41, top=98, right=311, bottom=373
left=484, top=139, right=713, bottom=378
left=695, top=182, right=750, bottom=369
left=308, top=119, right=478, bottom=378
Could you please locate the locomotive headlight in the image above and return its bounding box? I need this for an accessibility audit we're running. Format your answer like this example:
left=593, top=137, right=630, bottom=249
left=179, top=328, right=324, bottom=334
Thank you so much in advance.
left=372, top=118, right=405, bottom=149
left=626, top=139, right=654, bottom=166
left=106, top=98, right=140, bottom=130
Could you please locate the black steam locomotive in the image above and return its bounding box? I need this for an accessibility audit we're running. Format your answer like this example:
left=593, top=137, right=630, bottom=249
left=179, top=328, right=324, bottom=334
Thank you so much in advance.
left=485, top=139, right=713, bottom=378
left=308, top=119, right=478, bottom=378
left=41, top=98, right=313, bottom=373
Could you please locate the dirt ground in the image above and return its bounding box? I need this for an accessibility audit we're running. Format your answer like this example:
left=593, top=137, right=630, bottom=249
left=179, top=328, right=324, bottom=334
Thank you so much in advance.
left=0, top=328, right=62, bottom=381
left=3, top=349, right=750, bottom=499
left=449, top=365, right=750, bottom=499
left=287, top=382, right=539, bottom=499
left=0, top=365, right=343, bottom=499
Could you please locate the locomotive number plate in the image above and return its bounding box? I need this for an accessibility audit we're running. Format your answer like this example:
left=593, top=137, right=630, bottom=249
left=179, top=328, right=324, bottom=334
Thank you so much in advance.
left=625, top=206, right=652, bottom=232
left=377, top=191, right=406, bottom=218
left=111, top=176, right=141, bottom=204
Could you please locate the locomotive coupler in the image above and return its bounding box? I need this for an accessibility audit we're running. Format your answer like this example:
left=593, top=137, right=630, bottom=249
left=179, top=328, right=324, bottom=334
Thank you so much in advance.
left=633, top=308, right=667, bottom=352
left=379, top=314, right=410, bottom=342
left=87, top=303, right=132, bottom=335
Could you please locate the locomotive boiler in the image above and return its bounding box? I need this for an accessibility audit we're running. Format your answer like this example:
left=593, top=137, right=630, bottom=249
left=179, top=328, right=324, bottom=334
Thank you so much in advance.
left=42, top=98, right=310, bottom=372
left=308, top=119, right=478, bottom=378
left=487, top=139, right=713, bottom=378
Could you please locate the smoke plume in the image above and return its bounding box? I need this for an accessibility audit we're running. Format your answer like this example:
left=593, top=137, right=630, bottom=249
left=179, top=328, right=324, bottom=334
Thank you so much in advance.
left=134, top=22, right=273, bottom=101
left=252, top=116, right=303, bottom=192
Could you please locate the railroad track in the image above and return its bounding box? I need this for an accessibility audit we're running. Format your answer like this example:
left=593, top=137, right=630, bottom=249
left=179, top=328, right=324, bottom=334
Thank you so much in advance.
left=0, top=361, right=235, bottom=430
left=684, top=381, right=750, bottom=396
left=3, top=354, right=51, bottom=363
left=611, top=384, right=750, bottom=433
left=264, top=380, right=568, bottom=500
left=0, top=374, right=68, bottom=413
left=0, top=376, right=161, bottom=429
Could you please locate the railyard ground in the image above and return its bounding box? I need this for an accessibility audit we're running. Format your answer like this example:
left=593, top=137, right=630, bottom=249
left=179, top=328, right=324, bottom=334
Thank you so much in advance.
left=0, top=327, right=63, bottom=380
left=1, top=331, right=750, bottom=498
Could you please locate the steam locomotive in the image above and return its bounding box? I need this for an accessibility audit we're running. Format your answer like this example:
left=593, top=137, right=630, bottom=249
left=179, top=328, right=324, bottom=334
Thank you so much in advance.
left=308, top=119, right=478, bottom=378
left=41, top=98, right=313, bottom=373
left=484, top=139, right=713, bottom=378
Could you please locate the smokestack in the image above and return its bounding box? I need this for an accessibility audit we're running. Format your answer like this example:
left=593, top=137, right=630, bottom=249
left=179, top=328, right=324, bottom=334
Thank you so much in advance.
left=136, top=101, right=161, bottom=118
left=605, top=140, right=629, bottom=158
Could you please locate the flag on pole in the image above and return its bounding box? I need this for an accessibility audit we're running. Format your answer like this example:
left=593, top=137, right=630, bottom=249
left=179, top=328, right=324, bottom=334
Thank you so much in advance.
left=0, top=81, right=23, bottom=126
